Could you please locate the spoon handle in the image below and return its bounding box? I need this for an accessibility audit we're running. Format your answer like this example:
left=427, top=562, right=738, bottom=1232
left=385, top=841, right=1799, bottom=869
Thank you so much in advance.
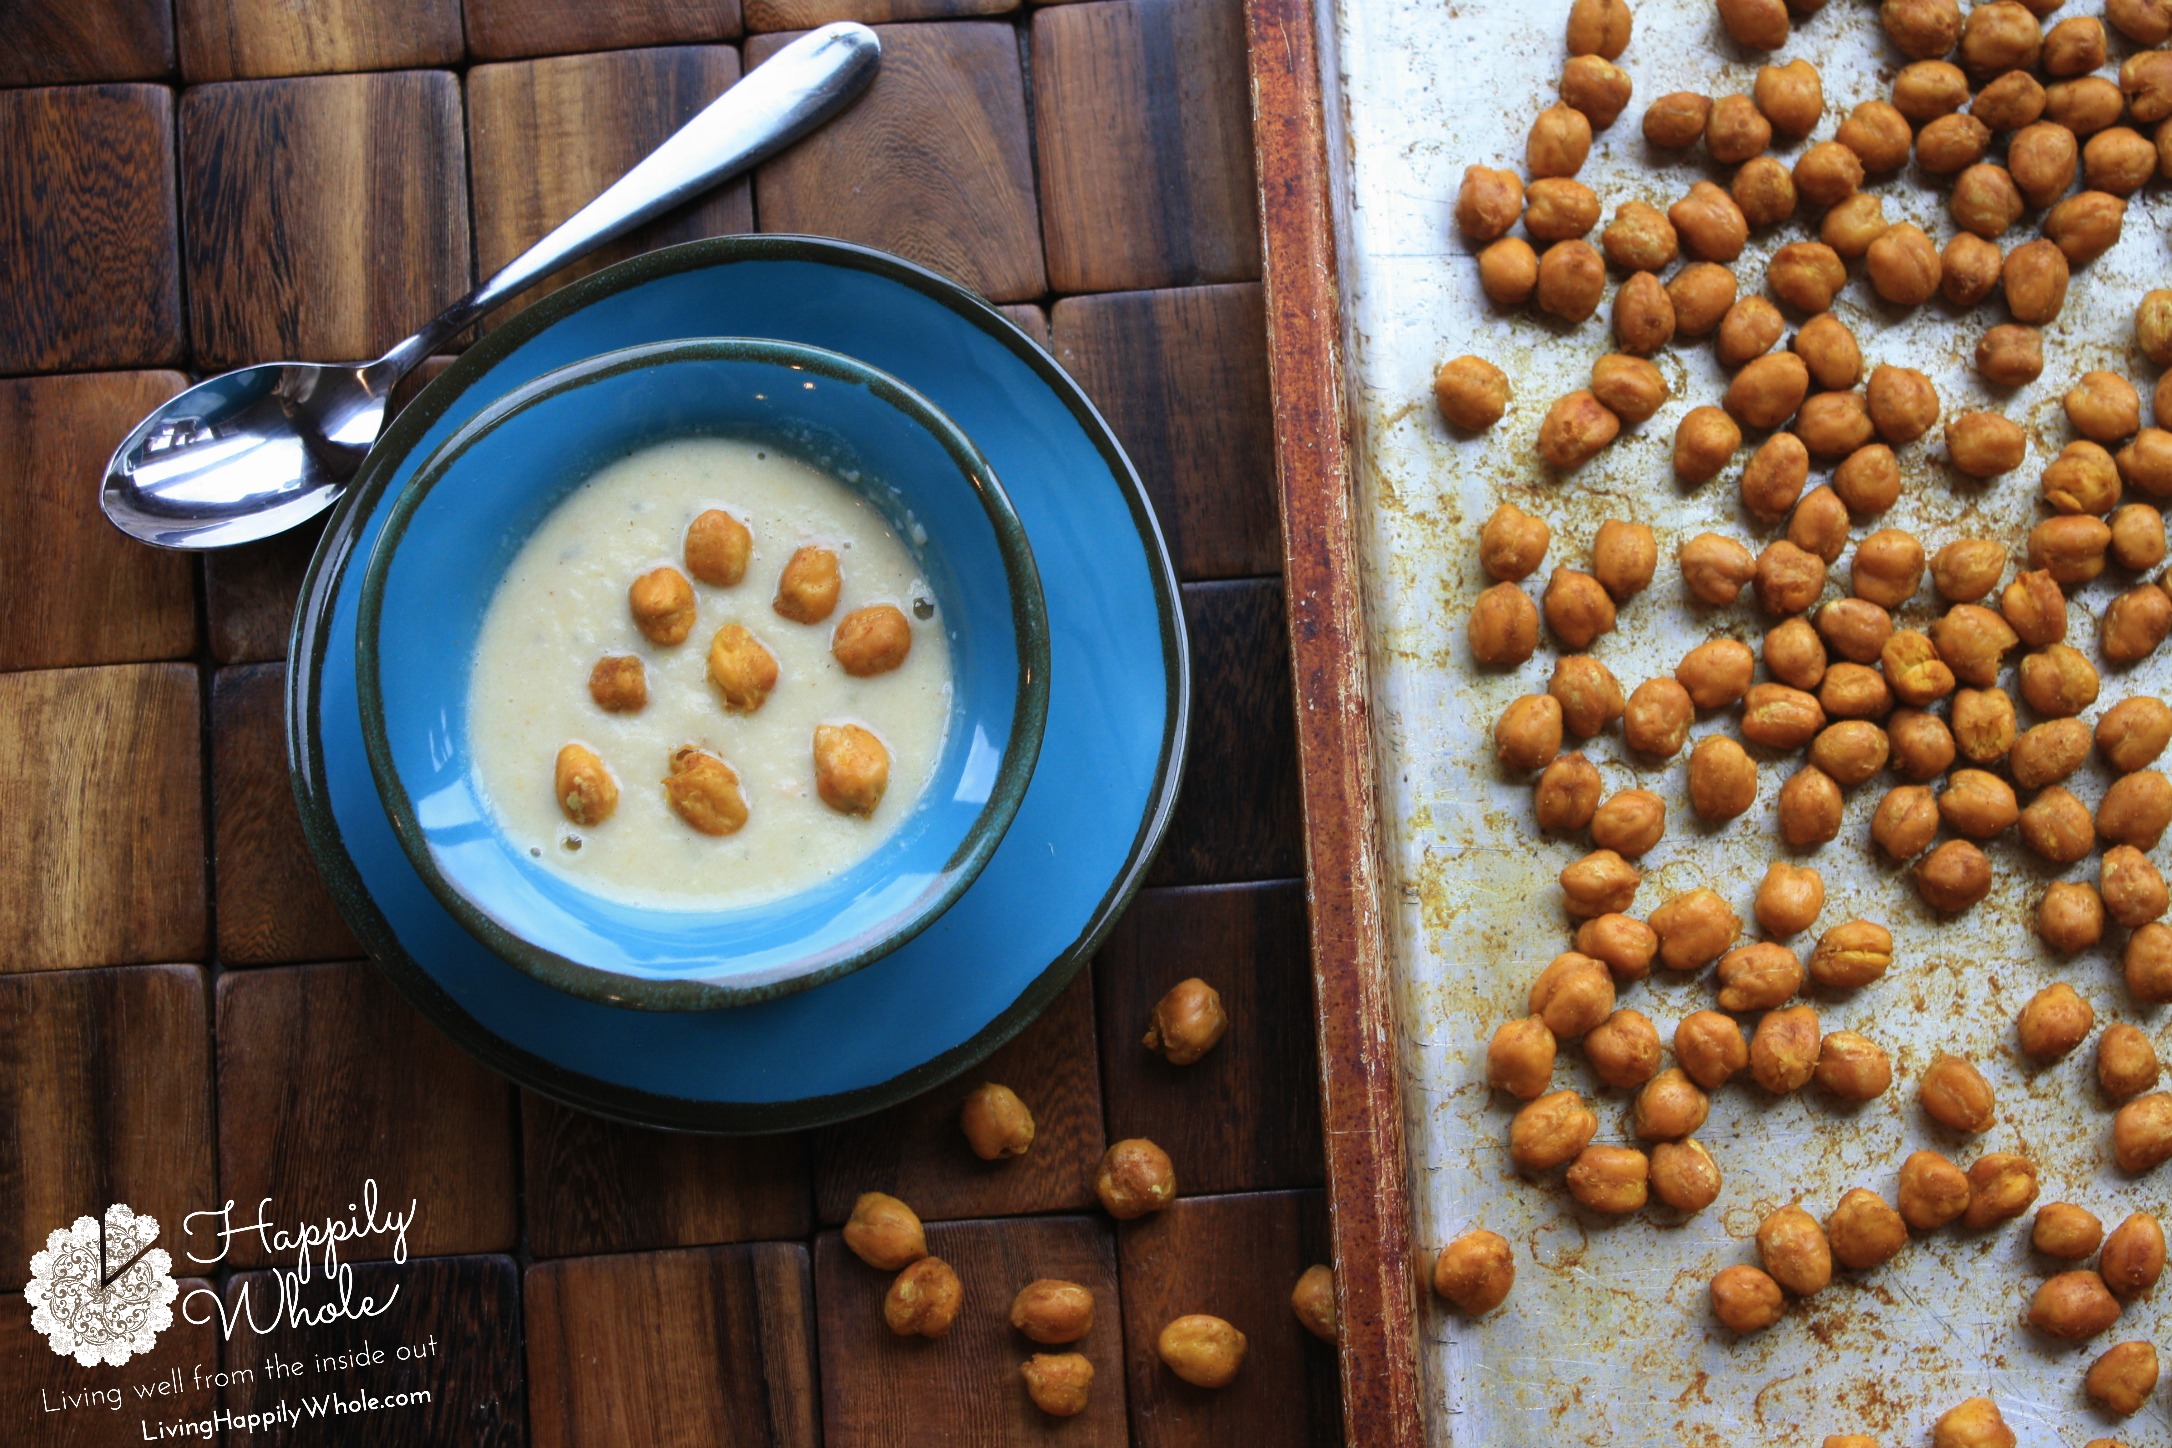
left=378, top=22, right=881, bottom=375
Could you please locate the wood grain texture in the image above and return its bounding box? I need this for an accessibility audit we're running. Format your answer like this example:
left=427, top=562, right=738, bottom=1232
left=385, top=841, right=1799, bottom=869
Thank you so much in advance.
left=746, top=0, right=1013, bottom=33
left=525, top=1241, right=818, bottom=1448
left=2, top=1280, right=219, bottom=1444
left=222, top=1257, right=524, bottom=1446
left=180, top=71, right=472, bottom=370
left=1095, top=884, right=1323, bottom=1194
left=523, top=1094, right=812, bottom=1258
left=0, top=0, right=175, bottom=85
left=813, top=966, right=1105, bottom=1224
left=465, top=0, right=743, bottom=62
left=204, top=519, right=323, bottom=664
left=176, top=0, right=459, bottom=81
left=1243, top=0, right=1423, bottom=1432
left=214, top=962, right=518, bottom=1269
left=0, top=373, right=197, bottom=672
left=749, top=22, right=1047, bottom=304
left=0, top=966, right=213, bottom=1292
left=0, top=666, right=206, bottom=973
left=211, top=664, right=359, bottom=965
left=469, top=47, right=752, bottom=329
left=998, top=303, right=1050, bottom=349
left=0, top=85, right=183, bottom=373
left=815, top=1215, right=1128, bottom=1445
left=1117, top=1191, right=1340, bottom=1447
left=1146, top=581, right=1303, bottom=887
left=1051, top=285, right=1280, bottom=581
left=1031, top=0, right=1260, bottom=294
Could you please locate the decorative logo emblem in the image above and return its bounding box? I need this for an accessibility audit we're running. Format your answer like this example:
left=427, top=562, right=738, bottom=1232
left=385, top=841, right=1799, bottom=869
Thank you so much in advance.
left=25, top=1204, right=179, bottom=1366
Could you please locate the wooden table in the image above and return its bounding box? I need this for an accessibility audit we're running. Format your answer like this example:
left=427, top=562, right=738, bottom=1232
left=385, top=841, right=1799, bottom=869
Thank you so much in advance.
left=0, top=2, right=1345, bottom=1443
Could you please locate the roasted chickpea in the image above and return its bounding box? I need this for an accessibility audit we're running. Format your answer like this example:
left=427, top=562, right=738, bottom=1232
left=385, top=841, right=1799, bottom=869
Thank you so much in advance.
left=774, top=545, right=842, bottom=624
left=630, top=565, right=697, bottom=645
left=1819, top=662, right=1889, bottom=721
left=1820, top=193, right=1890, bottom=260
left=1732, top=156, right=1797, bottom=230
left=1766, top=243, right=1844, bottom=314
left=1746, top=59, right=1818, bottom=140
left=1564, top=0, right=1631, bottom=54
left=587, top=655, right=647, bottom=713
left=2020, top=785, right=2096, bottom=864
left=1580, top=522, right=1654, bottom=607
left=1797, top=393, right=1876, bottom=464
left=1838, top=101, right=1913, bottom=174
left=1560, top=54, right=1634, bottom=130
left=1884, top=0, right=1962, bottom=56
left=1670, top=182, right=1748, bottom=263
left=1022, top=1353, right=1094, bottom=1416
left=2102, top=697, right=2172, bottom=771
left=1716, top=295, right=1786, bottom=368
left=685, top=508, right=752, bottom=587
left=2026, top=1204, right=2105, bottom=1265
left=2102, top=1212, right=2168, bottom=1294
left=1921, top=1053, right=1996, bottom=1133
left=1479, top=501, right=1549, bottom=582
left=1725, top=352, right=1809, bottom=431
left=1566, top=1144, right=1650, bottom=1213
left=1816, top=1032, right=1894, bottom=1102
left=1644, top=91, right=1711, bottom=147
left=1534, top=751, right=1597, bottom=832
left=1612, top=272, right=1676, bottom=356
left=1754, top=1205, right=1832, bottom=1296
left=1668, top=263, right=1738, bottom=339
left=1801, top=921, right=1891, bottom=992
left=2019, top=644, right=2100, bottom=718
left=1510, top=1089, right=1599, bottom=1170
left=2030, top=1270, right=2123, bottom=1340
left=1717, top=941, right=1804, bottom=1012
left=1888, top=708, right=1957, bottom=779
left=2037, top=881, right=2106, bottom=956
left=1845, top=529, right=1921, bottom=611
left=1809, top=721, right=1889, bottom=786
left=2084, top=126, right=2158, bottom=196
left=1960, top=0, right=2042, bottom=75
left=1649, top=1138, right=1721, bottom=1213
left=1794, top=142, right=1864, bottom=209
left=1576, top=912, right=1659, bottom=981
left=1973, top=70, right=2046, bottom=133
left=1013, top=1279, right=1095, bottom=1343
left=2131, top=925, right=2172, bottom=1002
left=1741, top=682, right=1825, bottom=750
left=1930, top=1398, right=2014, bottom=1448
left=1290, top=1265, right=1337, bottom=1343
left=961, top=1081, right=1036, bottom=1159
left=1528, top=104, right=1593, bottom=179
left=1762, top=616, right=1827, bottom=691
left=1793, top=314, right=1861, bottom=392
left=2046, top=191, right=2127, bottom=266
left=1751, top=1005, right=1821, bottom=1093
left=844, top=1191, right=928, bottom=1270
left=1537, top=387, right=1618, bottom=465
left=1927, top=541, right=2002, bottom=607
left=2139, top=290, right=2172, bottom=367
left=1893, top=60, right=1970, bottom=122
left=1477, top=237, right=1540, bottom=304
left=2100, top=1024, right=2162, bottom=1101
left=1671, top=639, right=1750, bottom=710
left=814, top=722, right=890, bottom=817
left=2043, top=439, right=2122, bottom=517
left=1530, top=951, right=1615, bottom=1039
left=1585, top=1007, right=1662, bottom=1088
left=1469, top=582, right=1539, bottom=666
left=1741, top=433, right=1810, bottom=521
left=1917, top=839, right=1992, bottom=912
left=1561, top=848, right=1640, bottom=918
left=1675, top=1012, right=1748, bottom=1090
left=2042, top=14, right=2107, bottom=73
left=2085, top=1341, right=2158, bottom=1416
left=1434, top=356, right=1510, bottom=430
left=2104, top=844, right=2170, bottom=927
left=885, top=1256, right=963, bottom=1337
left=1095, top=1138, right=1177, bottom=1217
left=1535, top=242, right=1607, bottom=325
left=2048, top=74, right=2128, bottom=134
left=1548, top=658, right=1625, bottom=740
left=2018, top=983, right=2096, bottom=1063
left=664, top=745, right=748, bottom=835
left=1707, top=94, right=1772, bottom=164
left=1873, top=785, right=1940, bottom=859
left=2000, top=568, right=2067, bottom=648
left=2125, top=50, right=2172, bottom=123
left=1941, top=233, right=2003, bottom=308
left=1674, top=408, right=1742, bottom=485
left=1157, top=1315, right=1247, bottom=1387
left=828, top=604, right=913, bottom=679
left=1750, top=862, right=1822, bottom=937
left=1650, top=888, right=1741, bottom=972
left=2160, top=371, right=2172, bottom=429
left=1828, top=1189, right=1907, bottom=1269
left=2110, top=0, right=2172, bottom=42
left=1486, top=1015, right=1559, bottom=1099
left=1975, top=325, right=2042, bottom=388
left=1864, top=224, right=1941, bottom=307
left=2065, top=374, right=2144, bottom=448
left=2011, top=718, right=2089, bottom=789
left=2030, top=515, right=2114, bottom=583
left=2003, top=237, right=2070, bottom=323
left=1962, top=1152, right=2039, bottom=1230
left=553, top=743, right=618, bottom=827
left=2119, top=431, right=2172, bottom=498
left=2110, top=504, right=2166, bottom=571
left=1899, top=1149, right=1973, bottom=1229
left=1432, top=1229, right=1515, bottom=1315
left=1946, top=411, right=2027, bottom=479
left=1455, top=165, right=1524, bottom=241
left=2102, top=772, right=2172, bottom=848
left=1789, top=487, right=1851, bottom=567
left=1588, top=359, right=1666, bottom=434
left=1950, top=690, right=2015, bottom=767
left=1866, top=365, right=1939, bottom=446
left=1143, top=977, right=1228, bottom=1065
left=1682, top=735, right=1755, bottom=822
left=1710, top=1264, right=1784, bottom=1331
left=1939, top=769, right=2017, bottom=838
left=1916, top=112, right=1992, bottom=174
left=2105, top=586, right=2172, bottom=663
left=1623, top=678, right=1692, bottom=758
left=1543, top=568, right=1616, bottom=650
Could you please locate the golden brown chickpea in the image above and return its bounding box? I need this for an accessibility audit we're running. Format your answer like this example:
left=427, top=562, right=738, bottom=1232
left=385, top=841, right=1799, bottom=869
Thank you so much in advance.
left=2126, top=50, right=2172, bottom=123
left=1143, top=977, right=1228, bottom=1065
left=1478, top=501, right=1549, bottom=582
left=1973, top=70, right=2046, bottom=131
left=885, top=1256, right=963, bottom=1337
left=1623, top=678, right=1692, bottom=758
left=1961, top=1152, right=2039, bottom=1230
left=2132, top=925, right=2172, bottom=1002
left=1548, top=658, right=1624, bottom=740
left=1899, top=1149, right=1974, bottom=1229
left=2101, top=1212, right=2168, bottom=1294
left=2003, top=237, right=2070, bottom=323
left=2044, top=439, right=2123, bottom=516
left=844, top=1191, right=928, bottom=1270
left=814, top=722, right=890, bottom=817
left=1848, top=528, right=1922, bottom=611
left=1707, top=94, right=1772, bottom=165
left=1821, top=193, right=1890, bottom=261
left=1611, top=272, right=1676, bottom=356
left=1939, top=769, right=2018, bottom=838
left=832, top=604, right=913, bottom=678
left=2049, top=74, right=2129, bottom=135
left=2030, top=1203, right=2105, bottom=1261
left=1796, top=392, right=1875, bottom=462
left=1675, top=1010, right=1748, bottom=1089
left=1455, top=166, right=1524, bottom=241
left=1590, top=355, right=1668, bottom=426
left=1789, top=487, right=1851, bottom=567
left=1686, top=735, right=1759, bottom=822
left=1486, top=1015, right=1559, bottom=1099
left=1432, top=1229, right=1515, bottom=1315
left=1867, top=365, right=1939, bottom=446
left=1509, top=1089, right=1598, bottom=1170
left=588, top=654, right=647, bottom=713
left=1531, top=747, right=1596, bottom=823
left=1725, top=352, right=1809, bottom=431
left=2030, top=1270, right=2122, bottom=1340
left=1709, top=1264, right=1784, bottom=1331
left=1889, top=709, right=1957, bottom=779
left=1761, top=543, right=1830, bottom=619
left=774, top=545, right=842, bottom=624
left=1468, top=583, right=1539, bottom=666
left=2000, top=568, right=2067, bottom=647
left=1930, top=1397, right=2015, bottom=1448
left=1596, top=202, right=1674, bottom=272
left=1931, top=540, right=2005, bottom=605
left=1543, top=568, right=1615, bottom=651
left=1917, top=839, right=1992, bottom=913
left=2119, top=431, right=2172, bottom=498
left=1884, top=0, right=1962, bottom=56
left=2045, top=191, right=2127, bottom=266
left=1157, top=1315, right=1246, bottom=1387
left=684, top=508, right=751, bottom=587
left=1566, top=1143, right=1650, bottom=1213
left=1794, top=313, right=1861, bottom=391
left=1951, top=690, right=2015, bottom=768
left=1013, top=1279, right=1095, bottom=1343
left=1561, top=848, right=1640, bottom=918
left=1593, top=788, right=1668, bottom=858
left=2011, top=718, right=2090, bottom=788
left=1290, top=1264, right=1337, bottom=1343
left=1828, top=1189, right=1907, bottom=1269
left=1893, top=60, right=1970, bottom=122
left=1764, top=616, right=1828, bottom=690
left=1731, top=156, right=1797, bottom=230
left=2104, top=844, right=2170, bottom=927
left=1648, top=1138, right=1721, bottom=1213
left=1560, top=54, right=1633, bottom=130
left=1670, top=182, right=1748, bottom=263
left=1921, top=1053, right=1996, bottom=1133
left=1816, top=1032, right=1895, bottom=1102
left=1949, top=147, right=2024, bottom=206
left=1021, top=1352, right=1094, bottom=1417
left=2103, top=771, right=2172, bottom=849
left=1584, top=1007, right=1662, bottom=1088
left=1564, top=0, right=1632, bottom=54
left=1766, top=243, right=1844, bottom=314
left=1751, top=1005, right=1821, bottom=1093
left=2102, top=697, right=2172, bottom=772
left=1916, top=112, right=1992, bottom=174
left=2019, top=982, right=2096, bottom=1060
left=2101, top=1024, right=2162, bottom=1101
left=1838, top=101, right=1913, bottom=174
left=1804, top=921, right=1891, bottom=991
left=1673, top=639, right=1752, bottom=710
left=1741, top=682, right=1826, bottom=749
left=1434, top=356, right=1510, bottom=431
left=664, top=745, right=748, bottom=836
left=1528, top=103, right=1593, bottom=179
left=553, top=743, right=618, bottom=827
left=1754, top=862, right=1824, bottom=938
left=2031, top=514, right=2114, bottom=583
left=1756, top=1205, right=1832, bottom=1296
left=1649, top=888, right=1740, bottom=973
left=1865, top=224, right=1942, bottom=307
left=1975, top=325, right=2042, bottom=388
left=1587, top=520, right=1655, bottom=603
left=2110, top=0, right=2172, bottom=42
left=2104, top=586, right=2172, bottom=663
left=2019, top=644, right=2100, bottom=718
left=1961, top=0, right=2042, bottom=74
left=1673, top=408, right=1743, bottom=485
left=1717, top=941, right=1804, bottom=1012
left=1741, top=433, right=1809, bottom=521
left=1810, top=721, right=1889, bottom=785
left=1095, top=1138, right=1177, bottom=1218
left=2159, top=372, right=2172, bottom=429
left=1667, top=263, right=1737, bottom=339
left=2084, top=127, right=2159, bottom=195
left=2039, top=881, right=2107, bottom=955
left=1716, top=295, right=1786, bottom=368
left=1477, top=237, right=1540, bottom=305
left=1643, top=91, right=1711, bottom=147
left=1794, top=142, right=1865, bottom=209
left=1750, top=58, right=1820, bottom=139
left=2086, top=1341, right=2158, bottom=1416
left=961, top=1082, right=1036, bottom=1160
left=2110, top=504, right=2165, bottom=571
left=1874, top=785, right=1940, bottom=859
left=630, top=564, right=697, bottom=645
left=1534, top=241, right=1607, bottom=325
left=1537, top=388, right=1618, bottom=466
left=2141, top=291, right=2172, bottom=366
left=1576, top=912, right=1658, bottom=981
left=2043, top=14, right=2107, bottom=73
left=1941, top=233, right=2003, bottom=308
left=1945, top=411, right=2027, bottom=480
left=2021, top=785, right=2096, bottom=864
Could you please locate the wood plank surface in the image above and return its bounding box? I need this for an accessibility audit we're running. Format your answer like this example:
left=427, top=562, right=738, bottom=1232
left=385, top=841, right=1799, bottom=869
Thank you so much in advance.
left=465, top=0, right=744, bottom=62
left=221, top=1256, right=524, bottom=1446
left=1095, top=884, right=1324, bottom=1194
left=0, top=966, right=213, bottom=1292
left=1116, top=1191, right=1339, bottom=1447
left=815, top=1215, right=1129, bottom=1446
left=0, top=0, right=175, bottom=86
left=999, top=303, right=1051, bottom=349
left=0, top=84, right=184, bottom=374
left=468, top=47, right=752, bottom=328
left=749, top=22, right=1048, bottom=304
left=0, top=372, right=197, bottom=672
left=523, top=1095, right=813, bottom=1258
left=1146, top=581, right=1303, bottom=886
left=176, top=0, right=461, bottom=81
left=813, top=966, right=1106, bottom=1223
left=204, top=520, right=323, bottom=664
left=747, top=0, right=1015, bottom=32
left=1, top=1280, right=219, bottom=1445
left=0, top=665, right=206, bottom=973
left=525, top=1242, right=819, bottom=1448
left=1051, top=285, right=1280, bottom=581
left=211, top=664, right=360, bottom=965
left=1031, top=0, right=1260, bottom=294
left=180, top=71, right=472, bottom=370
left=214, top=962, right=518, bottom=1269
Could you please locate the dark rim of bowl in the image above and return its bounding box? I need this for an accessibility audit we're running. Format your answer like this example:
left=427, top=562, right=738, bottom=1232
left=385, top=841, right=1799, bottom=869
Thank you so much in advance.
left=355, top=337, right=1053, bottom=1012
left=286, top=234, right=1189, bottom=1132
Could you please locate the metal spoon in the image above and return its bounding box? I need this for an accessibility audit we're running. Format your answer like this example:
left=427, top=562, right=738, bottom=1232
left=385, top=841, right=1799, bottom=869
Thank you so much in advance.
left=102, top=22, right=882, bottom=550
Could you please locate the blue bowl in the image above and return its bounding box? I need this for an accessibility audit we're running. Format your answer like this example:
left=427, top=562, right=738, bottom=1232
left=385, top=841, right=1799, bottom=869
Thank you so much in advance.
left=355, top=338, right=1050, bottom=1009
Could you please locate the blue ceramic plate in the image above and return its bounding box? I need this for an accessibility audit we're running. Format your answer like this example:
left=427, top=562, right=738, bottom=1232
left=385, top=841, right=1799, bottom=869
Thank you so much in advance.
left=289, top=237, right=1189, bottom=1130
left=357, top=340, right=1050, bottom=1010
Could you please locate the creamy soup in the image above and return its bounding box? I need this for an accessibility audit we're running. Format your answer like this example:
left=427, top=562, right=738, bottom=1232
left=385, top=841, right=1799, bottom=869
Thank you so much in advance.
left=467, top=435, right=953, bottom=909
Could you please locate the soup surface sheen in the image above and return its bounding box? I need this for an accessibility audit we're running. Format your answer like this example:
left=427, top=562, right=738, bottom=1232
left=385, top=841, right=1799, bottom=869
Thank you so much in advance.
left=467, top=435, right=952, bottom=909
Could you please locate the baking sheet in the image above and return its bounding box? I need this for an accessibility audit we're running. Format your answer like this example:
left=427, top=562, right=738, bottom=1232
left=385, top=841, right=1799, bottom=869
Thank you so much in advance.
left=1319, top=0, right=2172, bottom=1441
